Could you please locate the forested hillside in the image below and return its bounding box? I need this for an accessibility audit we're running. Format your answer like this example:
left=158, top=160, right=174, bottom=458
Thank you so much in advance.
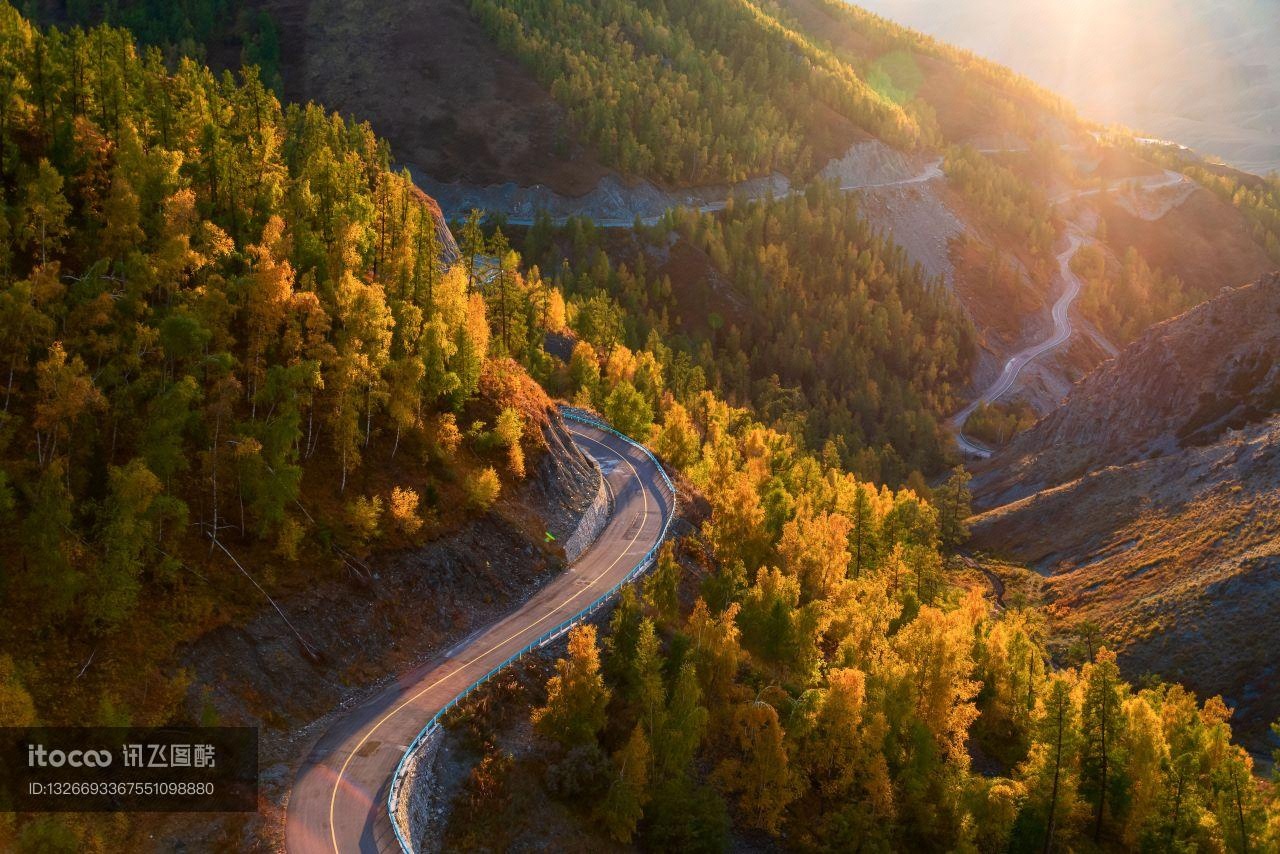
left=1061, top=136, right=1280, bottom=345
left=465, top=0, right=1080, bottom=185
left=467, top=0, right=926, bottom=184
left=517, top=184, right=975, bottom=483
left=943, top=144, right=1057, bottom=258
left=1159, top=157, right=1280, bottom=265
left=0, top=3, right=547, bottom=733
left=1071, top=242, right=1193, bottom=344
left=29, top=0, right=283, bottom=90
left=442, top=389, right=1280, bottom=853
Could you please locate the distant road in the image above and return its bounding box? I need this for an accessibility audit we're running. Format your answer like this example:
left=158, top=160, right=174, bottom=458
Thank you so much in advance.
left=284, top=420, right=672, bottom=853
left=951, top=169, right=1195, bottom=458
left=424, top=151, right=948, bottom=228
left=949, top=231, right=1087, bottom=457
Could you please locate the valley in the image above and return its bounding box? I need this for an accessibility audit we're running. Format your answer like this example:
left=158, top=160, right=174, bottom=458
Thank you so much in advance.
left=969, top=272, right=1280, bottom=753
left=952, top=164, right=1200, bottom=456
left=1, top=2, right=1278, bottom=852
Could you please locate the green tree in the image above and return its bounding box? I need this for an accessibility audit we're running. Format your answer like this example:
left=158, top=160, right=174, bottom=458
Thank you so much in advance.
left=655, top=660, right=709, bottom=782
left=459, top=208, right=485, bottom=294
left=598, top=724, right=652, bottom=842
left=848, top=481, right=880, bottom=579
left=685, top=598, right=742, bottom=712
left=20, top=159, right=71, bottom=264
left=713, top=699, right=798, bottom=835
left=652, top=399, right=701, bottom=469
left=90, top=459, right=169, bottom=628
left=604, top=585, right=645, bottom=698
left=643, top=541, right=681, bottom=626
left=1081, top=649, right=1128, bottom=842
left=935, top=465, right=972, bottom=549
left=20, top=462, right=81, bottom=618
left=32, top=342, right=105, bottom=467
left=604, top=379, right=653, bottom=439
left=1016, top=674, right=1082, bottom=853
left=533, top=624, right=611, bottom=749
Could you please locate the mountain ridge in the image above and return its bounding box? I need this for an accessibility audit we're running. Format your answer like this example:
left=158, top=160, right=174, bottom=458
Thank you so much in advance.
left=973, top=271, right=1280, bottom=507
left=971, top=272, right=1280, bottom=748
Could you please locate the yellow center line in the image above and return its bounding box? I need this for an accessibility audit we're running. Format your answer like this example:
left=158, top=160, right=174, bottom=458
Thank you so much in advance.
left=326, top=428, right=653, bottom=853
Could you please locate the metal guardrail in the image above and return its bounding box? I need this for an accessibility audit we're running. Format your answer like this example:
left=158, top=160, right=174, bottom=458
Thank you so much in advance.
left=386, top=407, right=676, bottom=853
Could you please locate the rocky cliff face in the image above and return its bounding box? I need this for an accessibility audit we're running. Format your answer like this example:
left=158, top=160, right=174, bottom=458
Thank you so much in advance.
left=974, top=272, right=1280, bottom=507
left=970, top=272, right=1280, bottom=750
left=416, top=187, right=461, bottom=264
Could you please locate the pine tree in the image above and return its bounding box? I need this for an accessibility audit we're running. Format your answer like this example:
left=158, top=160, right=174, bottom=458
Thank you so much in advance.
left=533, top=624, right=611, bottom=749
left=935, top=465, right=972, bottom=549
left=847, top=481, right=880, bottom=579
left=1081, top=649, right=1128, bottom=842
left=685, top=598, right=742, bottom=712
left=655, top=660, right=708, bottom=782
left=642, top=541, right=681, bottom=626
left=459, top=208, right=485, bottom=294
left=1024, top=675, right=1081, bottom=854
left=597, top=724, right=652, bottom=842
left=713, top=700, right=798, bottom=835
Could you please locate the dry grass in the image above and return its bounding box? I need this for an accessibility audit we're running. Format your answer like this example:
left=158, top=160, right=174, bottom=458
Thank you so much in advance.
left=971, top=419, right=1280, bottom=749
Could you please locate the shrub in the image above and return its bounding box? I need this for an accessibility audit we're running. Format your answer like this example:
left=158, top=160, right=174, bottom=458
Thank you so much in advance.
left=345, top=495, right=383, bottom=542
left=496, top=407, right=526, bottom=478
left=433, top=412, right=463, bottom=459
left=388, top=486, right=424, bottom=536
left=466, top=467, right=502, bottom=511
left=545, top=742, right=610, bottom=800
left=275, top=515, right=305, bottom=561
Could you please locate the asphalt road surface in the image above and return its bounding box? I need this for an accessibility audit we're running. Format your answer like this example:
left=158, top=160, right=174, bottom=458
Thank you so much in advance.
left=284, top=420, right=672, bottom=853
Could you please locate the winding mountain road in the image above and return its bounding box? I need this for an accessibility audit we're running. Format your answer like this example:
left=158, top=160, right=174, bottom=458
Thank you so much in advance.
left=949, top=230, right=1087, bottom=457
left=284, top=419, right=673, bottom=853
left=456, top=149, right=1189, bottom=461
left=950, top=168, right=1195, bottom=458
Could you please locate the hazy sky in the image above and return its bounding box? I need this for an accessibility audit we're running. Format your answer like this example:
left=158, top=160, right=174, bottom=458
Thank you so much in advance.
left=854, top=0, right=1280, bottom=174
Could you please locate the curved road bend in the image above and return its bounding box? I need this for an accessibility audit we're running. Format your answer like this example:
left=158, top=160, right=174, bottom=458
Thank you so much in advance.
left=950, top=168, right=1195, bottom=457
left=284, top=421, right=673, bottom=853
left=949, top=230, right=1088, bottom=458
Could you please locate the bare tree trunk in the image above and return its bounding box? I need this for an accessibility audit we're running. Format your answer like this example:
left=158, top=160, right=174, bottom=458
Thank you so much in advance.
left=1166, top=772, right=1184, bottom=848
left=1234, top=773, right=1250, bottom=854
left=4, top=357, right=14, bottom=411
left=364, top=385, right=372, bottom=448
left=210, top=416, right=221, bottom=544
